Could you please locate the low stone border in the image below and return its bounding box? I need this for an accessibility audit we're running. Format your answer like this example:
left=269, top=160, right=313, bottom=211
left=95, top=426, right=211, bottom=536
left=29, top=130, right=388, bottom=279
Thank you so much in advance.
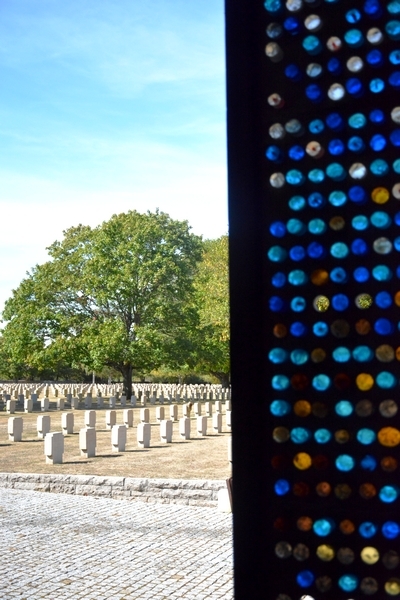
left=0, top=473, right=226, bottom=507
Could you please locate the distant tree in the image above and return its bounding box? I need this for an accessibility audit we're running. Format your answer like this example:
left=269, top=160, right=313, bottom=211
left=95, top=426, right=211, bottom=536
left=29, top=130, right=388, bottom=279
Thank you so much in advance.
left=193, top=235, right=230, bottom=386
left=1, top=210, right=202, bottom=395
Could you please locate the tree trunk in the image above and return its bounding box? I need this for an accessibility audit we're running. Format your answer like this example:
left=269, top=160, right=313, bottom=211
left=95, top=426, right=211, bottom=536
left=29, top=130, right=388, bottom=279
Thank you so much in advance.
left=121, top=364, right=133, bottom=398
left=212, top=371, right=230, bottom=388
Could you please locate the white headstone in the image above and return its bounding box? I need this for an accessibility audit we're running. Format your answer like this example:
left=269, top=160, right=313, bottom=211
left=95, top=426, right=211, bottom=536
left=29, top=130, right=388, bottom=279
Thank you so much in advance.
left=61, top=412, right=74, bottom=435
left=79, top=427, right=96, bottom=457
left=137, top=422, right=151, bottom=448
left=44, top=432, right=64, bottom=464
left=111, top=424, right=127, bottom=452
left=8, top=417, right=23, bottom=442
left=160, top=419, right=173, bottom=443
left=37, top=415, right=51, bottom=439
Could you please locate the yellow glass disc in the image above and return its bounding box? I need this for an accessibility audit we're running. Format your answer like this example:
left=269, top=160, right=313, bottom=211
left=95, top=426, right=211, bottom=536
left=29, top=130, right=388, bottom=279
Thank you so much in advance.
left=311, top=269, right=329, bottom=285
left=293, top=452, right=312, bottom=470
left=355, top=293, right=373, bottom=309
left=385, top=579, right=400, bottom=596
left=371, top=187, right=390, bottom=204
left=314, top=295, right=329, bottom=312
left=378, top=427, right=400, bottom=447
left=361, top=547, right=380, bottom=565
left=316, top=545, right=335, bottom=561
left=356, top=373, right=374, bottom=391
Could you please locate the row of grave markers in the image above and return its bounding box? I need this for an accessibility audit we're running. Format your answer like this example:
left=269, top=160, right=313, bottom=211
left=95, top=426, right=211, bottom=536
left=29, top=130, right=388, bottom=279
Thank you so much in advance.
left=7, top=408, right=232, bottom=464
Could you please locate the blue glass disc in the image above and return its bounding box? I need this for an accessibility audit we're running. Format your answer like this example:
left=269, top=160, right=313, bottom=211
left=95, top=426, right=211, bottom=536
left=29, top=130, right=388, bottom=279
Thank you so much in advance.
left=326, top=113, right=344, bottom=130
left=374, top=318, right=394, bottom=335
left=370, top=134, right=387, bottom=151
left=361, top=455, right=377, bottom=470
left=351, top=238, right=368, bottom=255
left=290, top=246, right=306, bottom=261
left=327, top=58, right=342, bottom=75
left=270, top=221, right=286, bottom=237
left=335, top=455, right=355, bottom=471
left=346, top=77, right=363, bottom=95
left=314, top=428, right=332, bottom=443
left=269, top=296, right=286, bottom=312
left=379, top=486, right=398, bottom=503
left=308, top=119, right=324, bottom=134
left=284, top=17, right=301, bottom=35
left=357, top=428, right=376, bottom=444
left=367, top=49, right=384, bottom=67
left=274, top=479, right=290, bottom=495
left=328, top=139, right=345, bottom=155
left=349, top=185, right=367, bottom=203
left=390, top=49, right=400, bottom=64
left=270, top=400, right=291, bottom=416
left=364, top=0, right=382, bottom=16
left=389, top=71, right=400, bottom=87
left=330, top=267, right=347, bottom=283
left=288, top=145, right=305, bottom=160
left=266, top=146, right=284, bottom=162
left=353, top=266, right=369, bottom=282
left=290, top=322, right=307, bottom=336
left=272, top=272, right=286, bottom=287
left=369, top=109, right=384, bottom=123
left=307, top=242, right=325, bottom=258
left=390, top=130, right=400, bottom=146
left=305, top=84, right=322, bottom=102
left=335, top=400, right=353, bottom=416
left=346, top=8, right=361, bottom=22
left=370, top=78, right=385, bottom=93
left=291, top=296, right=306, bottom=312
left=332, top=294, right=349, bottom=311
left=375, top=291, right=392, bottom=308
left=296, top=571, right=314, bottom=588
left=313, top=321, right=328, bottom=336
left=308, top=192, right=325, bottom=208
left=347, top=136, right=365, bottom=153
left=359, top=522, right=377, bottom=538
left=382, top=521, right=400, bottom=539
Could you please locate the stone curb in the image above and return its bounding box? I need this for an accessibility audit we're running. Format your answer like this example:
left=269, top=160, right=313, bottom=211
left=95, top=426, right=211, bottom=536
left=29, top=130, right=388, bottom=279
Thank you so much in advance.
left=0, top=473, right=227, bottom=507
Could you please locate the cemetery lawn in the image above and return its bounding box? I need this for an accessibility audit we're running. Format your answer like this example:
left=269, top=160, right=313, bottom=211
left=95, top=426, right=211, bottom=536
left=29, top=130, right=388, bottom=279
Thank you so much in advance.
left=0, top=406, right=231, bottom=480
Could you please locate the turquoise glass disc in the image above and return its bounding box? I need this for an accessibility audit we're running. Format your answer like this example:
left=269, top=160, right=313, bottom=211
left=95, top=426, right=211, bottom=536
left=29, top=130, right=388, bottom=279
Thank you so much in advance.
left=312, top=374, right=331, bottom=390
left=290, top=349, right=309, bottom=364
left=272, top=375, right=290, bottom=390
left=332, top=347, right=351, bottom=362
left=338, top=575, right=358, bottom=592
left=288, top=270, right=307, bottom=285
left=335, top=455, right=355, bottom=471
left=313, top=519, right=333, bottom=536
left=270, top=400, right=291, bottom=416
left=376, top=371, right=397, bottom=388
left=335, top=400, right=353, bottom=416
left=357, top=428, right=376, bottom=444
left=290, top=427, right=311, bottom=443
left=352, top=346, right=374, bottom=362
left=379, top=486, right=398, bottom=503
left=314, top=428, right=332, bottom=443
left=268, top=348, right=288, bottom=363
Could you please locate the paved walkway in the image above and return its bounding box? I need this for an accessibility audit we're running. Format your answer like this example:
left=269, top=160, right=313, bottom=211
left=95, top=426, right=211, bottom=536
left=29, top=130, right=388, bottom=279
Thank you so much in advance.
left=0, top=489, right=233, bottom=600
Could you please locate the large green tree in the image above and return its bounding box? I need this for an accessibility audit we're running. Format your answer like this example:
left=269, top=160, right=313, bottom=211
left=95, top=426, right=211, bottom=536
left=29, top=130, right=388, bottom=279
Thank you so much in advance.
left=1, top=210, right=202, bottom=395
left=193, top=235, right=230, bottom=386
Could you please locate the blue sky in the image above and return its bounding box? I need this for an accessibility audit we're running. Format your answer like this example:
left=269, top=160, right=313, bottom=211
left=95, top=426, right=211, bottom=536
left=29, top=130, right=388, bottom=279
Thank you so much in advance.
left=0, top=0, right=227, bottom=311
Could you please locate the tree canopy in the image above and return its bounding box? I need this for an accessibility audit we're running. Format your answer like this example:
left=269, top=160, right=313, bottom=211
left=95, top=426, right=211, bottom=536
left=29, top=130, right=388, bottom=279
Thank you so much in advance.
left=193, top=235, right=230, bottom=386
left=1, top=210, right=203, bottom=395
